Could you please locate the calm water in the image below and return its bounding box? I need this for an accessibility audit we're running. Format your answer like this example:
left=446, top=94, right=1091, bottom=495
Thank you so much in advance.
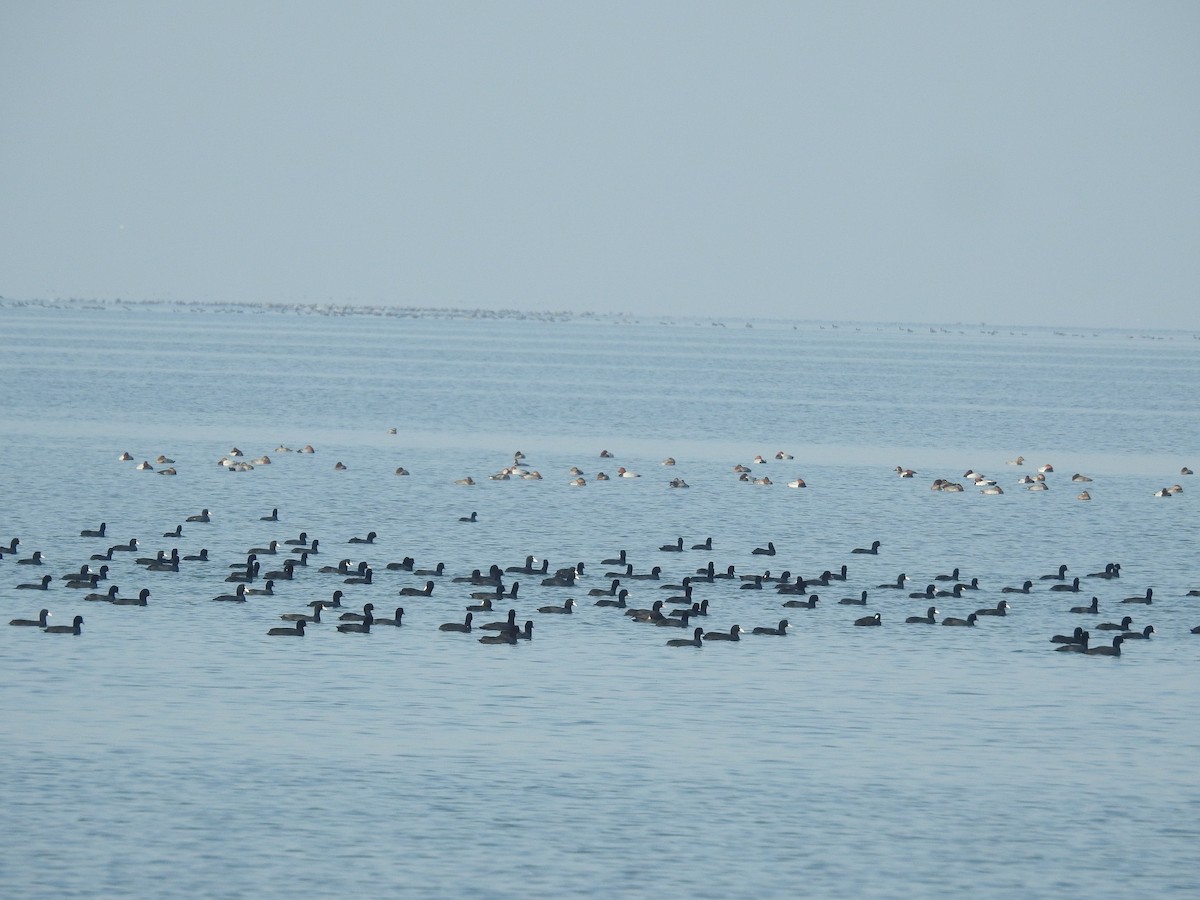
left=2, top=304, right=1199, bottom=898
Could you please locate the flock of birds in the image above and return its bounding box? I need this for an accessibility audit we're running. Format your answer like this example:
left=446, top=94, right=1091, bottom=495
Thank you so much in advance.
left=5, top=449, right=1198, bottom=654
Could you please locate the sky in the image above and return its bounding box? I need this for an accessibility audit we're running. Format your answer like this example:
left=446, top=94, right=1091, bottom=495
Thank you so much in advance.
left=2, top=2, right=1198, bottom=329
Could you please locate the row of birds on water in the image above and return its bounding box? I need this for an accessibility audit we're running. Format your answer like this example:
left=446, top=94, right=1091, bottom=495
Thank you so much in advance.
left=111, top=443, right=1195, bottom=499
left=7, top=502, right=1200, bottom=653
left=903, top=458, right=1193, bottom=499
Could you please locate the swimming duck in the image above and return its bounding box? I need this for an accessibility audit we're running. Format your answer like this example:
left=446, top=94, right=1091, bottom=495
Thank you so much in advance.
left=594, top=589, right=630, bottom=609
left=374, top=608, right=405, bottom=626
left=854, top=613, right=882, bottom=626
left=146, top=550, right=180, bottom=572
left=974, top=600, right=1010, bottom=617
left=1086, top=635, right=1123, bottom=656
left=703, top=624, right=743, bottom=641
left=1051, top=627, right=1086, bottom=644
left=9, top=609, right=50, bottom=627
left=343, top=566, right=372, bottom=585
left=481, top=609, right=519, bottom=631
left=942, top=613, right=978, bottom=627
left=80, top=523, right=107, bottom=538
left=1048, top=578, right=1082, bottom=592
left=906, top=607, right=939, bottom=624
left=663, top=584, right=693, bottom=605
left=265, top=559, right=301, bottom=581
left=43, top=615, right=83, bottom=635
left=851, top=541, right=881, bottom=555
left=336, top=614, right=372, bottom=634
left=626, top=600, right=665, bottom=622
left=226, top=560, right=260, bottom=582
left=280, top=605, right=323, bottom=624
left=1122, top=625, right=1155, bottom=640
left=398, top=580, right=435, bottom=597
left=268, top=620, right=306, bottom=636
left=752, top=619, right=790, bottom=636
left=439, top=613, right=473, bottom=633
left=478, top=630, right=517, bottom=645
left=838, top=591, right=869, bottom=605
left=537, top=599, right=576, bottom=614
left=1055, top=632, right=1090, bottom=652
left=782, top=595, right=819, bottom=609
left=185, top=509, right=211, bottom=523
left=319, top=591, right=345, bottom=608
left=627, top=566, right=662, bottom=581
left=667, top=627, right=704, bottom=647
left=669, top=599, right=708, bottom=618
left=1120, top=589, right=1153, bottom=604
left=1069, top=597, right=1100, bottom=614
left=752, top=542, right=776, bottom=556
left=111, top=588, right=150, bottom=606
left=1039, top=564, right=1068, bottom=581
left=212, top=585, right=249, bottom=602
left=135, top=550, right=167, bottom=567
left=654, top=611, right=692, bottom=628
left=1001, top=580, right=1033, bottom=594
left=588, top=579, right=622, bottom=598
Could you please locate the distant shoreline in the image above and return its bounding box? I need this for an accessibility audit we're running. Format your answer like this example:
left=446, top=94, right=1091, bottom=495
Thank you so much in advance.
left=2, top=295, right=1197, bottom=339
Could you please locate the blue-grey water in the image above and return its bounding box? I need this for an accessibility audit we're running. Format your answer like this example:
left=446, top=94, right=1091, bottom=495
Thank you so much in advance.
left=2, top=304, right=1199, bottom=898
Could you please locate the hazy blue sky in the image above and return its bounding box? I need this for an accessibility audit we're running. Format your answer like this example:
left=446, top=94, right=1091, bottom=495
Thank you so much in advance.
left=3, top=2, right=1197, bottom=328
